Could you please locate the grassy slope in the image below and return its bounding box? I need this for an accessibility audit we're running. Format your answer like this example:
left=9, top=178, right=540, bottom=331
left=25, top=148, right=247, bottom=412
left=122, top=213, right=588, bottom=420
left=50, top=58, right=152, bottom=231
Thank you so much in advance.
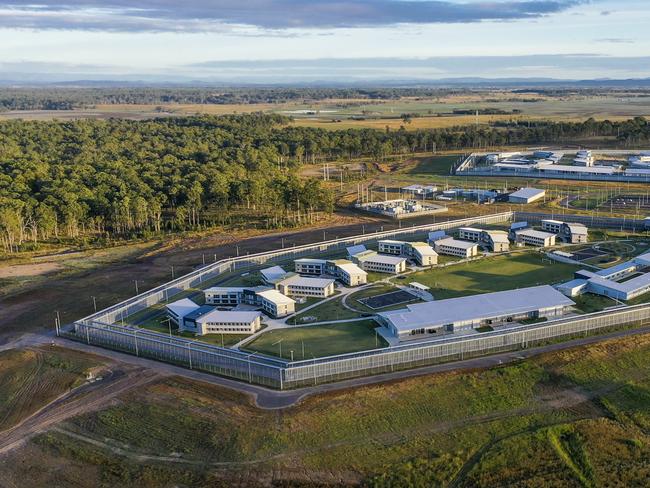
left=9, top=332, right=650, bottom=487
left=0, top=347, right=100, bottom=431
left=242, top=319, right=386, bottom=359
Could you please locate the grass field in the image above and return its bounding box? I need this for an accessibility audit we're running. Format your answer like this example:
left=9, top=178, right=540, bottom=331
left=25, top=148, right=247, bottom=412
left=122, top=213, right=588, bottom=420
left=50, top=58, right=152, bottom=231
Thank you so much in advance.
left=0, top=347, right=100, bottom=431
left=7, top=331, right=650, bottom=487
left=242, top=319, right=385, bottom=359
left=404, top=252, right=579, bottom=299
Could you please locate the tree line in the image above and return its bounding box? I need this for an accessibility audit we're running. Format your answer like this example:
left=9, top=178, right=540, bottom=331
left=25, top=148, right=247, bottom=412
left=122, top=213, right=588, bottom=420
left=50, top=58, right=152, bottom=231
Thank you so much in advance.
left=1, top=113, right=649, bottom=253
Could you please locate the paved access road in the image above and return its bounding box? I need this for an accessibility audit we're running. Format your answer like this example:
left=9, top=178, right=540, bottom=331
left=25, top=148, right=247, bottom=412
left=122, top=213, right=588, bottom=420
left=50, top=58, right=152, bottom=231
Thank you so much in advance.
left=12, top=324, right=647, bottom=410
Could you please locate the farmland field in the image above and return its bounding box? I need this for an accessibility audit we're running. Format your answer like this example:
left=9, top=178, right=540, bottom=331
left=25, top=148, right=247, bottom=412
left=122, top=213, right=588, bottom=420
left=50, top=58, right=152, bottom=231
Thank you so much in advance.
left=5, top=332, right=650, bottom=487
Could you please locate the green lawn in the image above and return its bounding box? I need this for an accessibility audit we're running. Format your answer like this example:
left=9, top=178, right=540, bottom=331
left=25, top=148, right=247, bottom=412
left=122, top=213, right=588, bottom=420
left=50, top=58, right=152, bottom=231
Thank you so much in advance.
left=572, top=294, right=618, bottom=314
left=408, top=155, right=459, bottom=175
left=242, top=320, right=386, bottom=359
left=404, top=252, right=579, bottom=299
left=288, top=296, right=363, bottom=324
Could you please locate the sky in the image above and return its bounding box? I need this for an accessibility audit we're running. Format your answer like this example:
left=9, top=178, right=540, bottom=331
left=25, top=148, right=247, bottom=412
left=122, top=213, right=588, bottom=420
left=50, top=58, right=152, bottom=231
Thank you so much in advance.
left=0, top=0, right=649, bottom=83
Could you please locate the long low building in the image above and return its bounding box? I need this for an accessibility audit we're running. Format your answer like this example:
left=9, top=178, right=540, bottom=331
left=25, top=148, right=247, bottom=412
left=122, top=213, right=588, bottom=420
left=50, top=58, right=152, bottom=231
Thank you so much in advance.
left=541, top=219, right=588, bottom=244
left=378, top=285, right=575, bottom=342
left=294, top=258, right=368, bottom=286
left=509, top=187, right=546, bottom=204
left=377, top=239, right=438, bottom=266
left=165, top=298, right=263, bottom=335
left=204, top=286, right=296, bottom=318
left=432, top=236, right=479, bottom=258
left=458, top=227, right=509, bottom=252
left=350, top=249, right=407, bottom=274
left=514, top=228, right=556, bottom=247
left=274, top=273, right=335, bottom=298
left=557, top=252, right=650, bottom=301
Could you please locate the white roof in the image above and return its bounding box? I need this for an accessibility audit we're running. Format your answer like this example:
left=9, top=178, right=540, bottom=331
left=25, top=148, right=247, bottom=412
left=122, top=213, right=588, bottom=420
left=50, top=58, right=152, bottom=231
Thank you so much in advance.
left=359, top=253, right=407, bottom=265
left=516, top=229, right=556, bottom=240
left=279, top=274, right=335, bottom=288
left=166, top=298, right=199, bottom=318
left=542, top=219, right=564, bottom=225
left=553, top=251, right=574, bottom=258
left=459, top=227, right=482, bottom=232
left=436, top=237, right=479, bottom=249
left=379, top=239, right=405, bottom=245
left=509, top=188, right=545, bottom=200
left=566, top=223, right=588, bottom=235
left=380, top=285, right=574, bottom=332
left=257, top=289, right=296, bottom=305
left=295, top=258, right=326, bottom=265
left=428, top=230, right=447, bottom=241
left=484, top=231, right=510, bottom=244
left=634, top=252, right=650, bottom=267
left=347, top=244, right=367, bottom=257
left=511, top=221, right=529, bottom=230
left=260, top=265, right=287, bottom=282
left=409, top=282, right=430, bottom=291
left=194, top=310, right=262, bottom=324
left=539, top=165, right=617, bottom=175
left=411, top=244, right=438, bottom=256
left=335, top=261, right=367, bottom=276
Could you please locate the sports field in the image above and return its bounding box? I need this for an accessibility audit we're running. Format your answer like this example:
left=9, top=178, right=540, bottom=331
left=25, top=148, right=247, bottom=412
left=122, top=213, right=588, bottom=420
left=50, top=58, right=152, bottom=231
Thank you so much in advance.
left=242, top=319, right=386, bottom=359
left=404, top=252, right=579, bottom=299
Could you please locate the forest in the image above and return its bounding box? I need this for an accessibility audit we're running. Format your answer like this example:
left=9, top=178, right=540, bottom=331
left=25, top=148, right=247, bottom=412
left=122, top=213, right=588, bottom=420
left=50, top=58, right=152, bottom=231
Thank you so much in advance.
left=1, top=113, right=650, bottom=253
left=2, top=86, right=649, bottom=111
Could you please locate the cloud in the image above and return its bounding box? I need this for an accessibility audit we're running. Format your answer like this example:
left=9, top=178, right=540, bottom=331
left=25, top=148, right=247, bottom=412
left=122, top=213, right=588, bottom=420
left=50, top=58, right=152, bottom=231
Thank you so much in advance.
left=0, top=1, right=585, bottom=32
left=596, top=37, right=635, bottom=44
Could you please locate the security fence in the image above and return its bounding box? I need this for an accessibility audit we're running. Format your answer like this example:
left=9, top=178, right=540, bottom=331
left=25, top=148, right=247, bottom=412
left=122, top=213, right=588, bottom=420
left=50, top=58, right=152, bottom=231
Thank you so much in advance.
left=281, top=303, right=650, bottom=388
left=514, top=212, right=648, bottom=233
left=75, top=211, right=515, bottom=326
left=63, top=209, right=650, bottom=390
left=64, top=302, right=650, bottom=390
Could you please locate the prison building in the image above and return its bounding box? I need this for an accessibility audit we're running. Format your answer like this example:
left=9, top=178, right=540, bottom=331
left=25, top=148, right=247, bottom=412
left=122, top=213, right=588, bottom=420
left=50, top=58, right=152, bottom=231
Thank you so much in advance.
left=458, top=227, right=483, bottom=242
left=351, top=249, right=407, bottom=274
left=541, top=220, right=588, bottom=244
left=260, top=265, right=288, bottom=284
left=514, top=229, right=556, bottom=247
left=541, top=219, right=564, bottom=234
left=165, top=298, right=263, bottom=336
left=294, top=258, right=367, bottom=286
left=378, top=239, right=407, bottom=255
left=377, top=239, right=438, bottom=266
left=183, top=309, right=262, bottom=336
left=557, top=252, right=650, bottom=301
left=377, top=285, right=575, bottom=342
left=433, top=237, right=479, bottom=258
left=327, top=259, right=368, bottom=286
left=508, top=187, right=546, bottom=204
left=481, top=230, right=510, bottom=252
left=408, top=242, right=438, bottom=266
left=166, top=298, right=201, bottom=326
left=204, top=286, right=295, bottom=318
left=273, top=273, right=335, bottom=298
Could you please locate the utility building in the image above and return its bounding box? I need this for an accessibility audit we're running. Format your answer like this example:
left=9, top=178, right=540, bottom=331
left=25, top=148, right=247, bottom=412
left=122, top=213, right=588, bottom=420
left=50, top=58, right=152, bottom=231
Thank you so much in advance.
left=508, top=187, right=546, bottom=204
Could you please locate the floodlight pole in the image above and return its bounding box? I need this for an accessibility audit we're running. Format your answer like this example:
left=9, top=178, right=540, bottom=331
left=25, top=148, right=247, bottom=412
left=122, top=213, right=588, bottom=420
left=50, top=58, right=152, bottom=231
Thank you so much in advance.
left=91, top=296, right=97, bottom=313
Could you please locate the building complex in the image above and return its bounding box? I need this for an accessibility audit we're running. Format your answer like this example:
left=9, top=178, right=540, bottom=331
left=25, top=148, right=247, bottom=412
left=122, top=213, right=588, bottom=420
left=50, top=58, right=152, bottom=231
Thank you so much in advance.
left=377, top=239, right=438, bottom=266
left=378, top=285, right=575, bottom=342
left=166, top=298, right=263, bottom=336
left=294, top=258, right=368, bottom=286
left=204, top=286, right=296, bottom=318
left=558, top=252, right=650, bottom=301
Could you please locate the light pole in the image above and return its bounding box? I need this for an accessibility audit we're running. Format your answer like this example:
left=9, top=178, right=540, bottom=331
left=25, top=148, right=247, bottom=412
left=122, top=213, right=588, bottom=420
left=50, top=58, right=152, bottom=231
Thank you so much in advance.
left=272, top=339, right=284, bottom=359
left=161, top=317, right=172, bottom=338
left=134, top=280, right=139, bottom=295
left=247, top=352, right=256, bottom=383
left=91, top=296, right=97, bottom=313
left=171, top=266, right=175, bottom=279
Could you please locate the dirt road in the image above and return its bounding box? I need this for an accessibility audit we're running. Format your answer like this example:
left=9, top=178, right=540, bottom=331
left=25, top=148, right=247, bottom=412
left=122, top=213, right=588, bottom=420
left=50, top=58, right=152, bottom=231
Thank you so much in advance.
left=0, top=364, right=162, bottom=455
